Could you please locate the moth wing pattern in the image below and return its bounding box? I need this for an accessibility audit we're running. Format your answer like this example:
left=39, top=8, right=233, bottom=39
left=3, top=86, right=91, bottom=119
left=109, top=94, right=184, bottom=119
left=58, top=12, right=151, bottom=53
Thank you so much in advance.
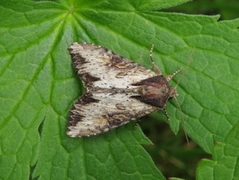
left=68, top=92, right=158, bottom=137
left=67, top=43, right=175, bottom=137
left=68, top=43, right=159, bottom=89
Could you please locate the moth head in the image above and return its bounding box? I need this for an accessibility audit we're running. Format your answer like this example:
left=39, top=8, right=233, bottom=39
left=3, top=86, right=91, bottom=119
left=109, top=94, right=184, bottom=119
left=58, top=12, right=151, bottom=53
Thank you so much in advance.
left=169, top=87, right=178, bottom=99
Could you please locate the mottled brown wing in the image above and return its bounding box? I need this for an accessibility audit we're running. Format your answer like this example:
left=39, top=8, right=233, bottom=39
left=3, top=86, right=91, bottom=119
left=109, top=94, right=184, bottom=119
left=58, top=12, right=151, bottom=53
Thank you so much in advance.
left=67, top=91, right=158, bottom=137
left=68, top=43, right=158, bottom=89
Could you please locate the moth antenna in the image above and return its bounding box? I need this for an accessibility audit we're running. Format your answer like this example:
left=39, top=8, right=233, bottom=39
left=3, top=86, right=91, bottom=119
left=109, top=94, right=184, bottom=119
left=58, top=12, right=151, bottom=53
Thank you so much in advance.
left=166, top=68, right=182, bottom=81
left=174, top=47, right=195, bottom=89
left=173, top=96, right=189, bottom=145
left=164, top=96, right=189, bottom=145
left=173, top=48, right=195, bottom=145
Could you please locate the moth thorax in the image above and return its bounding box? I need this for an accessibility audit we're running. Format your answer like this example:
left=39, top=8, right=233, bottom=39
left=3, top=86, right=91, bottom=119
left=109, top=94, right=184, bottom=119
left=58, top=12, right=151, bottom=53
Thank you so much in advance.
left=140, top=84, right=170, bottom=98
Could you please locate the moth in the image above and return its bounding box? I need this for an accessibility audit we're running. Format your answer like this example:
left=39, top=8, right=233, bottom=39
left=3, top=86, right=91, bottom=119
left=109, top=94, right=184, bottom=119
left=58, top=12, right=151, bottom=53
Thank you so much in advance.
left=67, top=43, right=181, bottom=137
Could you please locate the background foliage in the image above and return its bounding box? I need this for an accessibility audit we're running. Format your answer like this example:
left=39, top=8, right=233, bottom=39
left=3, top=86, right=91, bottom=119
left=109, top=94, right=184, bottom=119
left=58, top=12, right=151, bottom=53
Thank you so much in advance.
left=0, top=0, right=239, bottom=179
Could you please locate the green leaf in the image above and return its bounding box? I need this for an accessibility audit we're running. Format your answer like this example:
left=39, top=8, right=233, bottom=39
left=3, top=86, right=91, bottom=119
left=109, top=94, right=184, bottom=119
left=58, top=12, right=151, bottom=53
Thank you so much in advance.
left=197, top=120, right=239, bottom=179
left=1, top=0, right=239, bottom=179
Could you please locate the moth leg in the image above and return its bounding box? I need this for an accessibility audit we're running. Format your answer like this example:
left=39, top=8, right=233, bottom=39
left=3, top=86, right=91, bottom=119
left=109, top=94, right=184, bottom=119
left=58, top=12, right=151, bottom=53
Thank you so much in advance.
left=163, top=107, right=170, bottom=121
left=149, top=44, right=162, bottom=75
left=132, top=119, right=140, bottom=130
